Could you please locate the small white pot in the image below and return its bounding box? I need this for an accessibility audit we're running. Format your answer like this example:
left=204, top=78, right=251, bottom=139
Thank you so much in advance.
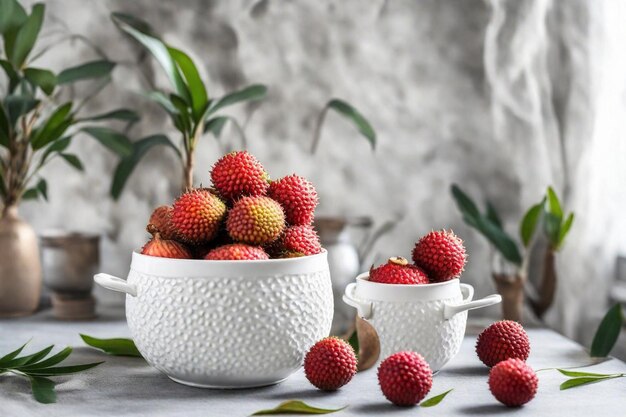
left=94, top=251, right=333, bottom=389
left=343, top=273, right=501, bottom=372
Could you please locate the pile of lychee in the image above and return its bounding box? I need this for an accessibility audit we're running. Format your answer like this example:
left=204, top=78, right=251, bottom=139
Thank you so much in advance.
left=140, top=151, right=322, bottom=261
left=303, top=320, right=535, bottom=408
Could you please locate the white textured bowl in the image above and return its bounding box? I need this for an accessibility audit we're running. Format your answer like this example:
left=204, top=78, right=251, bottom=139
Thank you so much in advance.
left=343, top=273, right=501, bottom=372
left=95, top=250, right=333, bottom=388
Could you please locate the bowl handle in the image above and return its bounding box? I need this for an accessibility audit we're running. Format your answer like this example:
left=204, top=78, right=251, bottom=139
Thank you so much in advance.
left=94, top=273, right=137, bottom=297
left=443, top=284, right=501, bottom=320
left=343, top=283, right=373, bottom=319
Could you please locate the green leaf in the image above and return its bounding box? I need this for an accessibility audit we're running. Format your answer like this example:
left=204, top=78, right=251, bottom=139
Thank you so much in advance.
left=168, top=93, right=191, bottom=133
left=80, top=334, right=142, bottom=357
left=59, top=153, right=83, bottom=171
left=168, top=47, right=208, bottom=120
left=20, top=347, right=72, bottom=370
left=208, top=84, right=267, bottom=115
left=485, top=201, right=503, bottom=229
left=204, top=116, right=228, bottom=137
left=420, top=389, right=454, bottom=407
left=21, top=188, right=39, bottom=200
left=111, top=12, right=190, bottom=103
left=40, top=136, right=71, bottom=166
left=110, top=134, right=179, bottom=199
left=557, top=213, right=574, bottom=249
left=82, top=126, right=133, bottom=157
left=347, top=330, right=359, bottom=359
left=557, top=369, right=616, bottom=378
left=560, top=375, right=623, bottom=390
left=450, top=184, right=481, bottom=220
left=544, top=212, right=562, bottom=247
left=30, top=102, right=73, bottom=149
left=251, top=400, right=347, bottom=415
left=10, top=3, right=45, bottom=68
left=474, top=215, right=523, bottom=266
left=590, top=304, right=624, bottom=357
left=5, top=95, right=38, bottom=128
left=2, top=1, right=27, bottom=61
left=142, top=90, right=178, bottom=114
left=29, top=376, right=56, bottom=404
left=57, top=60, right=116, bottom=84
left=0, top=59, right=20, bottom=92
left=520, top=201, right=544, bottom=247
left=0, top=104, right=9, bottom=147
left=35, top=178, right=47, bottom=201
left=546, top=186, right=563, bottom=220
left=0, top=0, right=17, bottom=34
left=326, top=98, right=375, bottom=149
left=78, top=108, right=139, bottom=123
left=22, top=345, right=54, bottom=365
left=0, top=342, right=29, bottom=366
left=1, top=345, right=54, bottom=368
left=25, top=362, right=103, bottom=376
left=23, top=67, right=56, bottom=95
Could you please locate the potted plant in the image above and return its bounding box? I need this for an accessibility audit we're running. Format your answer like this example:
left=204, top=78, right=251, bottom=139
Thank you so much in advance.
left=107, top=12, right=268, bottom=196
left=0, top=1, right=138, bottom=316
left=451, top=185, right=574, bottom=322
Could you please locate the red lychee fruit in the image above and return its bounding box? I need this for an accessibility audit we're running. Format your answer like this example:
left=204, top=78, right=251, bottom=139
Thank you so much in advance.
left=268, top=175, right=318, bottom=226
left=304, top=337, right=357, bottom=391
left=210, top=151, right=269, bottom=201
left=476, top=320, right=531, bottom=367
left=226, top=196, right=285, bottom=245
left=489, top=358, right=538, bottom=407
left=377, top=351, right=433, bottom=406
left=369, top=257, right=429, bottom=285
left=412, top=230, right=467, bottom=282
left=278, top=225, right=322, bottom=257
left=141, top=225, right=192, bottom=259
left=171, top=189, right=227, bottom=245
left=204, top=244, right=269, bottom=261
left=148, top=205, right=177, bottom=240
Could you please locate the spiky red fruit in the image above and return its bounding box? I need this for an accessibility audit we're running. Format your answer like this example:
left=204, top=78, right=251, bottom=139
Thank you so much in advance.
left=377, top=351, right=433, bottom=406
left=204, top=244, right=269, bottom=261
left=476, top=321, right=531, bottom=367
left=171, top=189, right=227, bottom=245
left=412, top=230, right=467, bottom=282
left=278, top=225, right=322, bottom=256
left=369, top=257, right=429, bottom=285
left=304, top=337, right=357, bottom=391
left=210, top=151, right=269, bottom=201
left=148, top=205, right=177, bottom=240
left=141, top=225, right=192, bottom=259
left=489, top=358, right=538, bottom=407
left=227, top=196, right=285, bottom=245
left=268, top=175, right=318, bottom=226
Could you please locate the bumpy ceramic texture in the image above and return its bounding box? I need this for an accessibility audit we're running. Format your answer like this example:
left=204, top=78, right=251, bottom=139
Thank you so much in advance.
left=125, top=270, right=333, bottom=388
left=369, top=296, right=466, bottom=372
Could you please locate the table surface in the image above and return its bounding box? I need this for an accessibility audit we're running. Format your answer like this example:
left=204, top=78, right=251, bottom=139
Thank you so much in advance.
left=1, top=309, right=625, bottom=417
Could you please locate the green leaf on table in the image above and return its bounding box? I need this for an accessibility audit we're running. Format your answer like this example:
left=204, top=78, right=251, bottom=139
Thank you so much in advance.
left=23, top=67, right=56, bottom=95
left=251, top=400, right=347, bottom=415
left=110, top=134, right=179, bottom=199
left=80, top=334, right=142, bottom=357
left=78, top=108, right=139, bottom=123
left=168, top=47, right=208, bottom=120
left=82, top=126, right=133, bottom=157
left=325, top=98, right=375, bottom=149
left=450, top=184, right=481, bottom=220
left=111, top=12, right=190, bottom=103
left=485, top=201, right=503, bottom=229
left=207, top=84, right=267, bottom=116
left=29, top=376, right=56, bottom=404
left=25, top=362, right=104, bottom=376
left=560, top=375, right=624, bottom=390
left=0, top=341, right=29, bottom=366
left=20, top=347, right=72, bottom=370
left=420, top=388, right=453, bottom=407
left=520, top=200, right=544, bottom=247
left=590, top=304, right=624, bottom=357
left=59, top=153, right=83, bottom=171
left=9, top=3, right=45, bottom=68
left=557, top=369, right=616, bottom=378
left=57, top=60, right=116, bottom=84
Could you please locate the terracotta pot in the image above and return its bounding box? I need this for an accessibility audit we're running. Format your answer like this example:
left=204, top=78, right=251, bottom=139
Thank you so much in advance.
left=491, top=253, right=525, bottom=322
left=0, top=205, right=41, bottom=317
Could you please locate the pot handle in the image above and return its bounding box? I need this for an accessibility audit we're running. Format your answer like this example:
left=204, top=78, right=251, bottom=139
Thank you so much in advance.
left=94, top=273, right=137, bottom=297
left=343, top=283, right=373, bottom=319
left=443, top=284, right=501, bottom=320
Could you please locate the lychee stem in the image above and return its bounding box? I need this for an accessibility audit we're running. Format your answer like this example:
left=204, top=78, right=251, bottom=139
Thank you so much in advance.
left=389, top=256, right=408, bottom=266
left=146, top=223, right=161, bottom=239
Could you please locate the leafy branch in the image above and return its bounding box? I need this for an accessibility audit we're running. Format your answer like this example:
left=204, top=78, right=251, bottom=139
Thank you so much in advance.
left=557, top=369, right=625, bottom=390
left=0, top=341, right=103, bottom=404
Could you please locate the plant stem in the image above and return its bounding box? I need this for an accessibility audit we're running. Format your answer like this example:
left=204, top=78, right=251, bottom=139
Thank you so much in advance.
left=310, top=104, right=329, bottom=154
left=530, top=247, right=557, bottom=319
